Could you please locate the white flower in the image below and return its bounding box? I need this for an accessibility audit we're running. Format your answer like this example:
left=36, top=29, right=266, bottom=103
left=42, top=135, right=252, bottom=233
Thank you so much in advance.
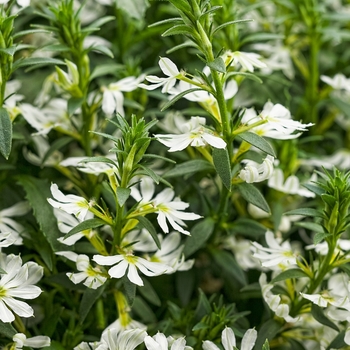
left=149, top=232, right=194, bottom=272
left=130, top=177, right=202, bottom=235
left=102, top=76, right=143, bottom=117
left=0, top=201, right=30, bottom=245
left=102, top=318, right=147, bottom=338
left=60, top=156, right=118, bottom=176
left=13, top=333, right=50, bottom=349
left=253, top=42, right=294, bottom=79
left=267, top=168, right=316, bottom=197
left=48, top=183, right=92, bottom=221
left=168, top=78, right=238, bottom=122
left=139, top=57, right=181, bottom=93
left=306, top=239, right=350, bottom=255
left=202, top=327, right=257, bottom=350
left=74, top=342, right=101, bottom=350
left=155, top=116, right=226, bottom=152
left=56, top=251, right=107, bottom=289
left=4, top=80, right=23, bottom=121
left=224, top=236, right=260, bottom=270
left=20, top=99, right=77, bottom=136
left=321, top=74, right=350, bottom=91
left=97, top=328, right=147, bottom=350
left=0, top=232, right=17, bottom=248
left=301, top=291, right=350, bottom=309
left=239, top=155, right=274, bottom=183
left=93, top=253, right=170, bottom=286
left=145, top=333, right=190, bottom=350
left=259, top=273, right=298, bottom=323
left=224, top=51, right=267, bottom=72
left=242, top=102, right=313, bottom=139
left=252, top=231, right=297, bottom=269
left=0, top=253, right=43, bottom=323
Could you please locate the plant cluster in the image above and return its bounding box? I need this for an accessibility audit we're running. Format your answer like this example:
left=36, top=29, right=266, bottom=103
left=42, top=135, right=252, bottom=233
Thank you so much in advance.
left=1, top=0, right=350, bottom=349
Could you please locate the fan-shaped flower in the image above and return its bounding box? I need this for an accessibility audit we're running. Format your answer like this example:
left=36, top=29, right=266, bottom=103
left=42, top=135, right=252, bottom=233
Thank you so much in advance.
left=139, top=57, right=182, bottom=93
left=203, top=326, right=257, bottom=350
left=0, top=253, right=43, bottom=323
left=155, top=116, right=226, bottom=152
left=93, top=252, right=170, bottom=286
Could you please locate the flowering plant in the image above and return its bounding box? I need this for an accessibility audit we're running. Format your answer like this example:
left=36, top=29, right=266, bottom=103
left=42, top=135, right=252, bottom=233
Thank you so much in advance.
left=1, top=0, right=350, bottom=349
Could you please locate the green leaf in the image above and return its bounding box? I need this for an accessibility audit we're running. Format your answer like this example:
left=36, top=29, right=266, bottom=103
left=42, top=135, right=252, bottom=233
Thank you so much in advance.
left=284, top=208, right=324, bottom=218
left=271, top=268, right=309, bottom=283
left=226, top=71, right=263, bottom=83
left=116, top=0, right=150, bottom=20
left=68, top=97, right=84, bottom=116
left=79, top=284, right=106, bottom=324
left=0, top=46, right=16, bottom=56
left=212, top=19, right=253, bottom=36
left=194, top=289, right=212, bottom=321
left=90, top=45, right=114, bottom=58
left=116, top=187, right=131, bottom=207
left=148, top=17, right=182, bottom=28
left=87, top=16, right=115, bottom=30
left=79, top=156, right=118, bottom=168
left=236, top=182, right=270, bottom=213
left=311, top=304, right=339, bottom=332
left=241, top=33, right=284, bottom=45
left=136, top=216, right=161, bottom=249
left=183, top=218, right=215, bottom=257
left=17, top=176, right=65, bottom=253
left=166, top=40, right=197, bottom=54
left=41, top=44, right=70, bottom=52
left=12, top=57, right=65, bottom=71
left=65, top=218, right=107, bottom=240
left=237, top=132, right=276, bottom=157
left=162, top=24, right=194, bottom=37
left=0, top=320, right=17, bottom=338
left=137, top=279, right=161, bottom=306
left=212, top=148, right=231, bottom=190
left=254, top=319, right=282, bottom=349
left=326, top=331, right=347, bottom=350
left=302, top=183, right=324, bottom=196
left=164, top=159, right=213, bottom=178
left=192, top=322, right=209, bottom=331
left=313, top=231, right=332, bottom=245
left=207, top=57, right=226, bottom=73
left=142, top=154, right=176, bottom=164
left=122, top=277, right=137, bottom=307
left=138, top=165, right=161, bottom=184
left=90, top=63, right=124, bottom=80
left=230, top=218, right=266, bottom=238
left=296, top=222, right=325, bottom=233
left=0, top=108, right=12, bottom=159
left=161, top=88, right=203, bottom=111
left=212, top=250, right=247, bottom=285
left=132, top=297, right=157, bottom=323
left=262, top=339, right=270, bottom=350
left=13, top=29, right=50, bottom=39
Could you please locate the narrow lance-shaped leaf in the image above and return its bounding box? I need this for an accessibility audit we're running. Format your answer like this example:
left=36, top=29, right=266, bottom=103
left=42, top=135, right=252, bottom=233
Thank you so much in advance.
left=237, top=132, right=276, bottom=157
left=161, top=88, right=203, bottom=112
left=311, top=304, right=339, bottom=332
left=64, top=218, right=107, bottom=240
left=0, top=108, right=12, bottom=159
left=213, top=148, right=231, bottom=191
left=136, top=216, right=161, bottom=249
left=236, top=182, right=270, bottom=213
